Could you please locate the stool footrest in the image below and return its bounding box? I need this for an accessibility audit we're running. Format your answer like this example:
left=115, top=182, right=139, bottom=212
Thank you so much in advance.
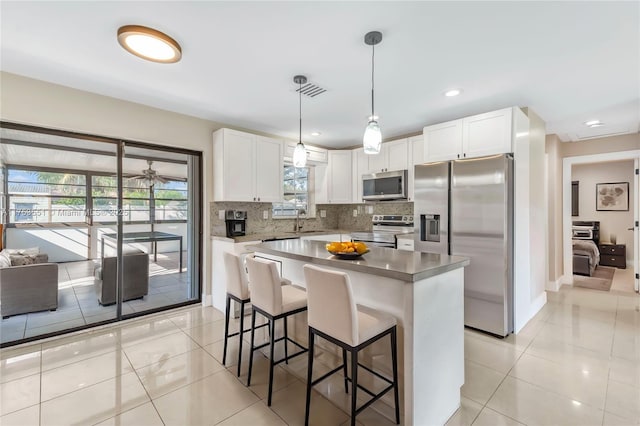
left=354, top=383, right=395, bottom=416
left=311, top=364, right=345, bottom=386
left=357, top=362, right=394, bottom=385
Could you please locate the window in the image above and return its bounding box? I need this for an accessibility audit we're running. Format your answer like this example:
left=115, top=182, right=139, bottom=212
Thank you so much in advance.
left=154, top=180, right=188, bottom=221
left=273, top=165, right=310, bottom=217
left=7, top=169, right=87, bottom=224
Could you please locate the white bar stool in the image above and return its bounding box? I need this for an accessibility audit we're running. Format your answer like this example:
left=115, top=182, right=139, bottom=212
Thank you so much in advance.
left=245, top=255, right=308, bottom=406
left=303, top=264, right=400, bottom=426
left=222, top=252, right=269, bottom=377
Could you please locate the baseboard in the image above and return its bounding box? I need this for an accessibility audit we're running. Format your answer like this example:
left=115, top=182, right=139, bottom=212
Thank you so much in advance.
left=201, top=293, right=212, bottom=306
left=546, top=277, right=563, bottom=292
left=514, top=291, right=548, bottom=334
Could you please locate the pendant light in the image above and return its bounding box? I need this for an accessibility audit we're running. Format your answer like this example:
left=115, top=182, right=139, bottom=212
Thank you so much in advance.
left=293, top=75, right=308, bottom=168
left=363, top=31, right=382, bottom=154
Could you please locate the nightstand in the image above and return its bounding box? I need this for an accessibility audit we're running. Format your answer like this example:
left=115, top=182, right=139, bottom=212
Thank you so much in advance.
left=599, top=244, right=626, bottom=269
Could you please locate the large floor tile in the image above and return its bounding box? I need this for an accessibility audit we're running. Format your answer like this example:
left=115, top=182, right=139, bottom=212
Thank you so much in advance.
left=0, top=404, right=40, bottom=426
left=153, top=370, right=260, bottom=425
left=41, top=349, right=133, bottom=401
left=238, top=353, right=301, bottom=400
left=603, top=410, right=640, bottom=426
left=609, top=356, right=640, bottom=389
left=487, top=376, right=603, bottom=426
left=545, top=302, right=617, bottom=327
left=472, top=407, right=524, bottom=426
left=183, top=320, right=226, bottom=346
left=41, top=330, right=120, bottom=371
left=605, top=379, right=640, bottom=423
left=0, top=374, right=40, bottom=416
left=611, top=325, right=640, bottom=362
left=123, top=331, right=198, bottom=369
left=40, top=371, right=149, bottom=426
left=444, top=397, right=483, bottom=426
left=464, top=333, right=522, bottom=374
left=117, top=317, right=181, bottom=348
left=509, top=353, right=608, bottom=408
left=269, top=380, right=349, bottom=426
left=94, top=402, right=164, bottom=426
left=0, top=346, right=41, bottom=384
left=460, top=360, right=505, bottom=405
left=136, top=347, right=225, bottom=399
left=525, top=334, right=611, bottom=374
left=533, top=320, right=614, bottom=355
left=216, top=401, right=287, bottom=426
left=23, top=317, right=87, bottom=339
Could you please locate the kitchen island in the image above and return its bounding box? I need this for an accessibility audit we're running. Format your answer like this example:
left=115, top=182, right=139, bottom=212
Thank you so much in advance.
left=249, top=239, right=469, bottom=426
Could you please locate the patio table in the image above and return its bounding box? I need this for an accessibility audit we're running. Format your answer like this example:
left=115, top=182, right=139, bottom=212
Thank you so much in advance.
left=101, top=231, right=182, bottom=272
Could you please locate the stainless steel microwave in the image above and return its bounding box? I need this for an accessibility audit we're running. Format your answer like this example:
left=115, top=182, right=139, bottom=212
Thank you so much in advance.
left=362, top=170, right=408, bottom=201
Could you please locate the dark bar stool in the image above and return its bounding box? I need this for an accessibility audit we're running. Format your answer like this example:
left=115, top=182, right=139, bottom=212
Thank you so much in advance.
left=222, top=252, right=269, bottom=376
left=245, top=256, right=308, bottom=406
left=303, top=264, right=400, bottom=426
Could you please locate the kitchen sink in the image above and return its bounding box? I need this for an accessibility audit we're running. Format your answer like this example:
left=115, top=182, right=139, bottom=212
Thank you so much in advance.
left=297, top=230, right=328, bottom=234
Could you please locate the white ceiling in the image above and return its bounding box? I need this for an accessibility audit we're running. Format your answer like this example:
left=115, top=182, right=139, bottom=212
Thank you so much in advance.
left=1, top=1, right=638, bottom=148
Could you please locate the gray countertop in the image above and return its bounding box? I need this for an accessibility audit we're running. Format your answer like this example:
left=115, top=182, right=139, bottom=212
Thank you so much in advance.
left=212, top=229, right=360, bottom=243
left=248, top=239, right=469, bottom=282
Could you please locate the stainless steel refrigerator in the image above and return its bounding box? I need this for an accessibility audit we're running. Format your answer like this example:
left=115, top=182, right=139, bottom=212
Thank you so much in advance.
left=414, top=154, right=513, bottom=336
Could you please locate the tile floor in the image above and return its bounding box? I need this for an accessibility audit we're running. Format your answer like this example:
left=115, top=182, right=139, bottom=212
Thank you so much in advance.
left=0, top=270, right=638, bottom=425
left=1, top=252, right=194, bottom=344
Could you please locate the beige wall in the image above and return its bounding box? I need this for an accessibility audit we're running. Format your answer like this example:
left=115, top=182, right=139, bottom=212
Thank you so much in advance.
left=572, top=160, right=635, bottom=261
left=0, top=71, right=223, bottom=300
left=546, top=132, right=640, bottom=283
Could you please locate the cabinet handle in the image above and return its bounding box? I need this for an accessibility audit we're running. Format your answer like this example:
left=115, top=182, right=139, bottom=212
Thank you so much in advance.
left=257, top=197, right=260, bottom=201
left=463, top=153, right=466, bottom=158
left=457, top=154, right=460, bottom=158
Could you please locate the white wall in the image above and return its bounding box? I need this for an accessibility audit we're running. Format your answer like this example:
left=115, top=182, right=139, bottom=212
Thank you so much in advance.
left=0, top=71, right=218, bottom=301
left=5, top=226, right=88, bottom=262
left=572, top=160, right=635, bottom=261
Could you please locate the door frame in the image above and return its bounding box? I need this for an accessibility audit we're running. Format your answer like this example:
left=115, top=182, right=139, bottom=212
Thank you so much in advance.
left=562, top=149, right=640, bottom=291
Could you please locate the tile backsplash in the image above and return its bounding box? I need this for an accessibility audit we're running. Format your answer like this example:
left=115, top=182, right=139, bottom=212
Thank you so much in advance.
left=210, top=201, right=413, bottom=236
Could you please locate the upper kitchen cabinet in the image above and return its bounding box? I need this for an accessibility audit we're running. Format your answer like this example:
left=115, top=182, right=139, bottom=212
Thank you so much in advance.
left=283, top=141, right=328, bottom=164
left=326, top=150, right=352, bottom=203
left=423, top=119, right=464, bottom=162
left=407, top=135, right=425, bottom=201
left=351, top=147, right=368, bottom=203
left=367, top=138, right=409, bottom=173
left=213, top=128, right=283, bottom=202
left=423, top=107, right=519, bottom=162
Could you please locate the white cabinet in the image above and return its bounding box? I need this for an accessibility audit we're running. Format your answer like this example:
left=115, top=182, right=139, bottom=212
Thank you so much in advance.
left=213, top=129, right=283, bottom=202
left=351, top=148, right=368, bottom=203
left=463, top=107, right=513, bottom=158
left=300, top=233, right=350, bottom=242
left=397, top=237, right=415, bottom=251
left=367, top=138, right=409, bottom=173
left=407, top=135, right=424, bottom=202
left=423, top=107, right=517, bottom=163
left=423, top=120, right=464, bottom=162
left=326, top=150, right=352, bottom=203
left=283, top=141, right=328, bottom=164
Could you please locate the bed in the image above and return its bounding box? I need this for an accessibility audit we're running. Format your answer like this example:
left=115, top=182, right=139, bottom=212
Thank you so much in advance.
left=572, top=221, right=600, bottom=276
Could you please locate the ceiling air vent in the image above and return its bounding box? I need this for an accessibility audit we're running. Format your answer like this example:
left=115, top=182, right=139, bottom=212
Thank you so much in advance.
left=296, top=82, right=327, bottom=98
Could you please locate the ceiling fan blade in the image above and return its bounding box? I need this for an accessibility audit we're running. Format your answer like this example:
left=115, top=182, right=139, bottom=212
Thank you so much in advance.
left=155, top=176, right=170, bottom=184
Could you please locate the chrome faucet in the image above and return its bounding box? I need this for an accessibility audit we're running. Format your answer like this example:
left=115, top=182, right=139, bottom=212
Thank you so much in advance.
left=294, top=208, right=306, bottom=233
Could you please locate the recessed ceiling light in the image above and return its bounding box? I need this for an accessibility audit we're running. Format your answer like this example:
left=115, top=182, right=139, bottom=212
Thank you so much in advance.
left=311, top=131, right=321, bottom=136
left=444, top=88, right=462, bottom=97
left=589, top=123, right=604, bottom=128
left=584, top=120, right=603, bottom=127
left=117, top=25, right=182, bottom=63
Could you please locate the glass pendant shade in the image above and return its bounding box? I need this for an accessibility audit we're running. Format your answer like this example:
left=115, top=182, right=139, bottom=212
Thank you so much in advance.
left=293, top=141, right=307, bottom=167
left=363, top=120, right=382, bottom=154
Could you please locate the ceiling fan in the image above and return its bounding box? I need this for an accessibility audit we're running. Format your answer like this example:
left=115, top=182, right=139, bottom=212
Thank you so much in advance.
left=131, top=160, right=169, bottom=185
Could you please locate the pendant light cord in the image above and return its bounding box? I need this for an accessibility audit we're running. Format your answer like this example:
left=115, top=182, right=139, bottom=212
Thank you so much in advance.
left=299, top=81, right=302, bottom=142
left=371, top=43, right=375, bottom=119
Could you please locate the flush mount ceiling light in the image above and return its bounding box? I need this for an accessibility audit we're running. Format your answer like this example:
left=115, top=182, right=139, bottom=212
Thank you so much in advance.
left=444, top=88, right=463, bottom=97
left=293, top=75, right=308, bottom=168
left=117, top=25, right=182, bottom=63
left=311, top=131, right=321, bottom=137
left=363, top=31, right=383, bottom=155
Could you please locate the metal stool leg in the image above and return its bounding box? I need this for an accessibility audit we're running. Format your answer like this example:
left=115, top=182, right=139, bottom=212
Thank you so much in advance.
left=222, top=294, right=231, bottom=366
left=283, top=317, right=289, bottom=364
left=391, top=327, right=400, bottom=424
left=267, top=317, right=276, bottom=406
left=247, top=309, right=257, bottom=386
left=342, top=348, right=349, bottom=394
left=237, top=300, right=246, bottom=377
left=350, top=348, right=358, bottom=426
left=304, top=328, right=315, bottom=426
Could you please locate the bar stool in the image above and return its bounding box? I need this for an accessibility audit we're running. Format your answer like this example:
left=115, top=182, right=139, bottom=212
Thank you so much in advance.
left=222, top=252, right=270, bottom=377
left=303, top=264, right=400, bottom=426
left=245, top=256, right=308, bottom=406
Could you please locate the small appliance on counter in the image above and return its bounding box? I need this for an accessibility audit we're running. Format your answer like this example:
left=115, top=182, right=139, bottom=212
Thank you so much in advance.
left=225, top=210, right=247, bottom=237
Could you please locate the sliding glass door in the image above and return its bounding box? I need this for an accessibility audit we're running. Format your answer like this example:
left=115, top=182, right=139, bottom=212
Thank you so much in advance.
left=0, top=122, right=202, bottom=346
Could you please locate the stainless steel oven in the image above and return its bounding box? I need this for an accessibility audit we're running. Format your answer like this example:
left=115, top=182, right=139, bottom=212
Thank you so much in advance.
left=351, top=215, right=414, bottom=249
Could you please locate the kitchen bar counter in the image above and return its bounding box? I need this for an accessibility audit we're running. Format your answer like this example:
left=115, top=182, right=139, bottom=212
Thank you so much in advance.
left=251, top=240, right=469, bottom=425
left=212, top=228, right=358, bottom=243
left=249, top=239, right=468, bottom=282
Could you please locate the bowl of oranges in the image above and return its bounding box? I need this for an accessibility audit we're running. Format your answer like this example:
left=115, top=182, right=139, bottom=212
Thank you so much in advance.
left=325, top=241, right=369, bottom=259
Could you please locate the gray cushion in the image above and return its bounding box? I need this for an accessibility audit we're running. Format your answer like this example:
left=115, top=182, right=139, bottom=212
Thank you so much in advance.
left=9, top=253, right=49, bottom=266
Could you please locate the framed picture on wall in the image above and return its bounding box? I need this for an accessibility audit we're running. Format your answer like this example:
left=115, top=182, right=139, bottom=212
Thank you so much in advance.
left=596, top=182, right=629, bottom=211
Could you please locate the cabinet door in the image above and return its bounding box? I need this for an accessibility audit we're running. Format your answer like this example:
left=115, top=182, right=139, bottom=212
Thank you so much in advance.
left=424, top=119, right=463, bottom=162
left=352, top=148, right=368, bottom=203
left=223, top=129, right=256, bottom=201
left=407, top=135, right=424, bottom=202
left=387, top=138, right=409, bottom=171
left=327, top=151, right=352, bottom=203
left=367, top=145, right=388, bottom=173
left=463, top=107, right=513, bottom=158
left=255, top=136, right=283, bottom=202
